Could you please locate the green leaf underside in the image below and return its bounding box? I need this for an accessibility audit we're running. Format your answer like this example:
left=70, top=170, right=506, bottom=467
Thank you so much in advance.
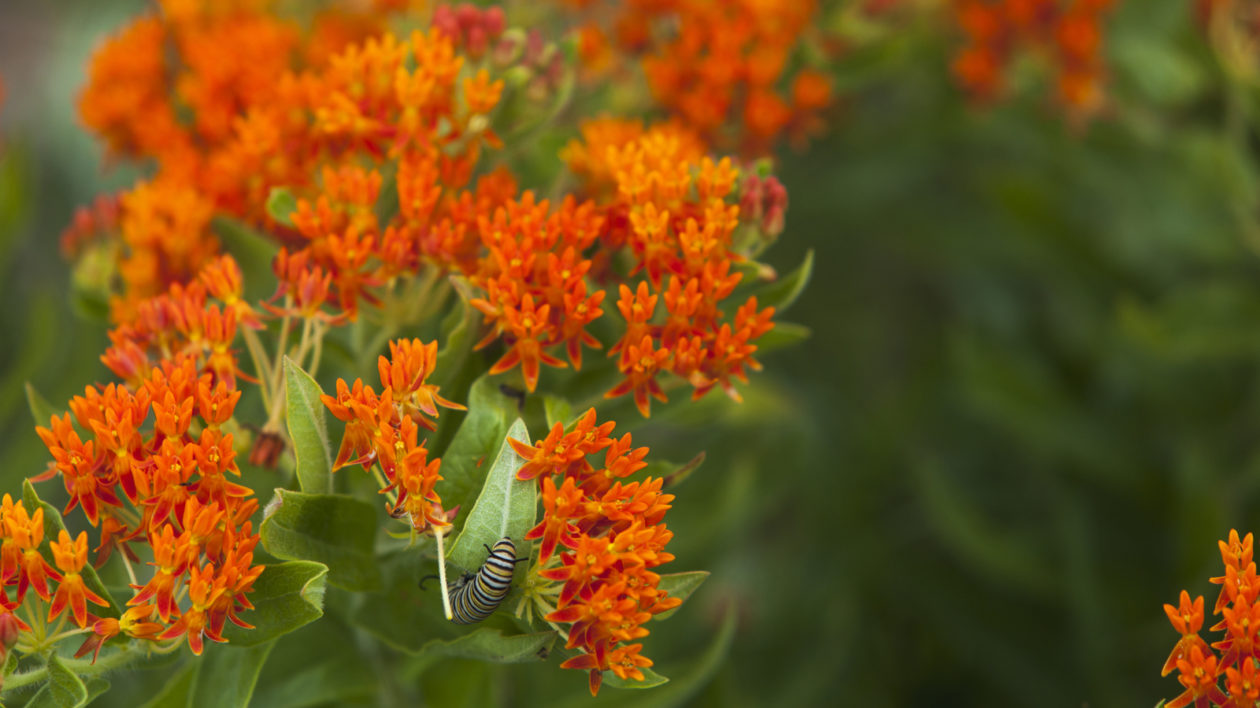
left=416, top=627, right=557, bottom=663
left=436, top=375, right=517, bottom=539
left=433, top=280, right=479, bottom=391
left=26, top=654, right=88, bottom=708
left=22, top=481, right=120, bottom=615
left=283, top=357, right=334, bottom=494
left=222, top=560, right=328, bottom=646
left=266, top=188, right=297, bottom=227
left=651, top=571, right=710, bottom=621
left=542, top=395, right=574, bottom=431
left=603, top=666, right=669, bottom=690
left=642, top=452, right=706, bottom=490
left=754, top=322, right=811, bottom=354
left=448, top=418, right=536, bottom=573
left=24, top=381, right=59, bottom=427
left=754, top=249, right=813, bottom=315
left=188, top=640, right=276, bottom=708
left=260, top=490, right=380, bottom=591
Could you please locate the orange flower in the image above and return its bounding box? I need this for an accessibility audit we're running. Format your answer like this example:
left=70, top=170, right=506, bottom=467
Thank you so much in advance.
left=47, top=531, right=109, bottom=627
left=1168, top=645, right=1227, bottom=708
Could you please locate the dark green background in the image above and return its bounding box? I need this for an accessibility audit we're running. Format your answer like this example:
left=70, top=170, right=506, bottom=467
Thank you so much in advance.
left=0, top=1, right=1249, bottom=705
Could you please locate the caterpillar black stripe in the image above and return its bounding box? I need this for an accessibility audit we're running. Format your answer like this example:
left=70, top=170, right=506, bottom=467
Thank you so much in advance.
left=449, top=537, right=527, bottom=624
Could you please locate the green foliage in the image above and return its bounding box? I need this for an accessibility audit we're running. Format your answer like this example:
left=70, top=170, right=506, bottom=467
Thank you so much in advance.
left=754, top=249, right=813, bottom=315
left=283, top=358, right=334, bottom=494
left=652, top=571, right=709, bottom=621
left=260, top=491, right=381, bottom=591
left=265, top=188, right=297, bottom=227
left=414, top=627, right=556, bottom=664
left=435, top=375, right=519, bottom=535
left=221, top=561, right=328, bottom=646
left=24, top=382, right=59, bottom=428
left=187, top=642, right=276, bottom=708
left=26, top=654, right=89, bottom=708
left=448, top=419, right=536, bottom=573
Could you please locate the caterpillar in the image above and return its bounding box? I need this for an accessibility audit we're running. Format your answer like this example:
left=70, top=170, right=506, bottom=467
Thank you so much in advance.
left=448, top=537, right=527, bottom=624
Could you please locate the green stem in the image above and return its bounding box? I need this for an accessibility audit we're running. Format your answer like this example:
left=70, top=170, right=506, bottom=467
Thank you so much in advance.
left=240, top=326, right=273, bottom=414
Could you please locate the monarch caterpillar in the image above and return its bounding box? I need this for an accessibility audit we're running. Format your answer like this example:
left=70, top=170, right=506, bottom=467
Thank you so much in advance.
left=448, top=537, right=527, bottom=625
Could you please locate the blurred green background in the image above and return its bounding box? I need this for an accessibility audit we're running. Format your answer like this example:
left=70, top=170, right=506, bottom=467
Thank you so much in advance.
left=2, top=0, right=1255, bottom=705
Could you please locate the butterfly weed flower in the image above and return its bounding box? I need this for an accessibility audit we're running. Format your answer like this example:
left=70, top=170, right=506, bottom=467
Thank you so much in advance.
left=510, top=409, right=678, bottom=695
left=1161, top=530, right=1260, bottom=707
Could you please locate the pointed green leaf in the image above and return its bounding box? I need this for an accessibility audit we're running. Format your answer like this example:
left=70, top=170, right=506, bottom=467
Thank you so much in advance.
left=85, top=678, right=111, bottom=703
left=652, top=571, right=710, bottom=621
left=189, top=640, right=276, bottom=708
left=754, top=322, right=811, bottom=354
left=433, top=278, right=479, bottom=391
left=266, top=188, right=298, bottom=227
left=222, top=560, right=328, bottom=646
left=26, top=654, right=88, bottom=708
left=755, top=249, right=813, bottom=314
left=260, top=490, right=381, bottom=591
left=603, top=666, right=669, bottom=690
left=25, top=381, right=59, bottom=427
left=249, top=620, right=376, bottom=708
left=542, top=395, right=573, bottom=431
left=416, top=627, right=557, bottom=663
left=22, top=481, right=119, bottom=615
left=643, top=452, right=706, bottom=491
left=283, top=357, right=333, bottom=494
left=448, top=419, right=536, bottom=573
left=437, top=375, right=517, bottom=532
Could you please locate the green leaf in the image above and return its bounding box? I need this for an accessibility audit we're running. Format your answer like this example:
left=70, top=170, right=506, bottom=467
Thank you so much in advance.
left=652, top=571, right=709, bottom=621
left=138, top=664, right=194, bottom=708
left=754, top=322, right=811, bottom=355
left=350, top=547, right=449, bottom=653
left=24, top=381, right=59, bottom=427
left=416, top=627, right=557, bottom=663
left=755, top=249, right=813, bottom=315
left=542, top=395, right=573, bottom=431
left=260, top=490, right=381, bottom=591
left=249, top=620, right=377, bottom=708
left=85, top=677, right=111, bottom=703
left=603, top=666, right=669, bottom=690
left=433, top=278, right=479, bottom=391
left=188, top=641, right=276, bottom=708
left=644, top=452, right=706, bottom=491
left=266, top=188, right=298, bottom=227
left=448, top=418, right=536, bottom=573
left=26, top=654, right=88, bottom=708
left=22, top=481, right=119, bottom=615
left=436, top=375, right=518, bottom=533
left=283, top=357, right=333, bottom=494
left=222, top=561, right=328, bottom=646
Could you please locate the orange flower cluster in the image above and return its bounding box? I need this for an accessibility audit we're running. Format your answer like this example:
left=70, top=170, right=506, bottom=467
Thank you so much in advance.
left=565, top=0, right=832, bottom=152
left=568, top=120, right=779, bottom=415
left=322, top=338, right=464, bottom=533
left=951, top=0, right=1120, bottom=117
left=1161, top=530, right=1260, bottom=708
left=510, top=409, right=678, bottom=696
left=76, top=0, right=412, bottom=317
left=32, top=256, right=263, bottom=658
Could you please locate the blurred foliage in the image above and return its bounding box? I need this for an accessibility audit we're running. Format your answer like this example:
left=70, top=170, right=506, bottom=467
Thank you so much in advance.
left=6, top=0, right=1260, bottom=705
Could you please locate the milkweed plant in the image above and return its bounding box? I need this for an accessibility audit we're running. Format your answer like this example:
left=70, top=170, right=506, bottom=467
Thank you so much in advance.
left=2, top=0, right=827, bottom=703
